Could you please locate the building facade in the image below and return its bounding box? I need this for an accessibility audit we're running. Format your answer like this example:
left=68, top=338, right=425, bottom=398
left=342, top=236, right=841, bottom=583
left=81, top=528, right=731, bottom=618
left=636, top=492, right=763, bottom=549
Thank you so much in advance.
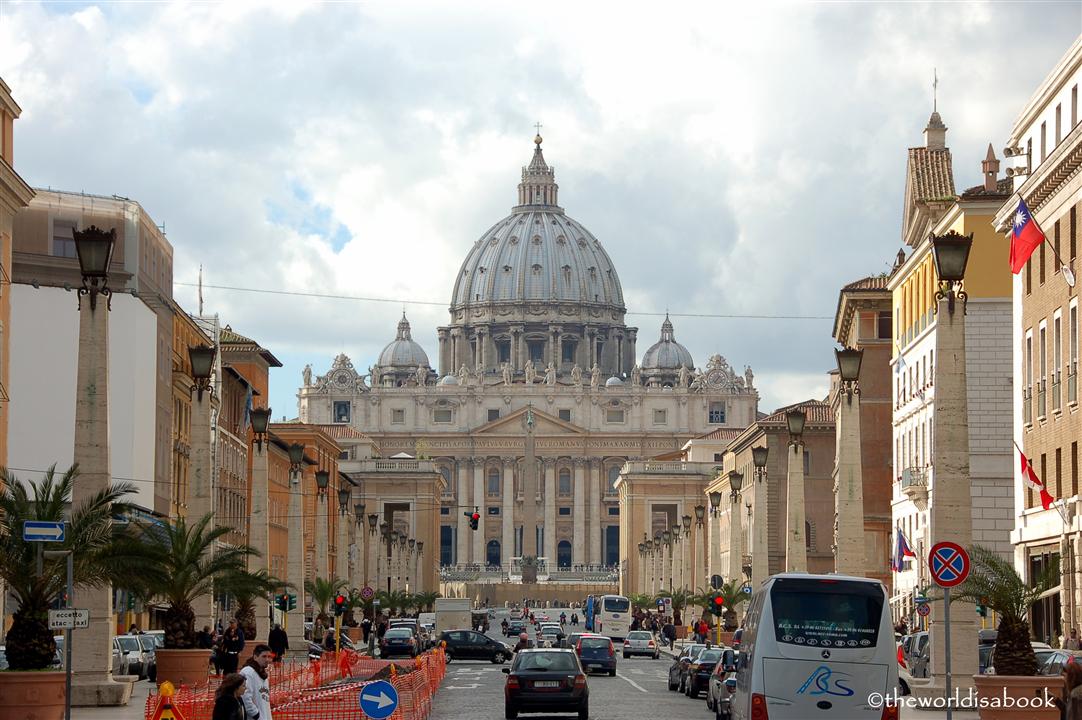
left=299, top=137, right=759, bottom=582
left=999, top=37, right=1082, bottom=645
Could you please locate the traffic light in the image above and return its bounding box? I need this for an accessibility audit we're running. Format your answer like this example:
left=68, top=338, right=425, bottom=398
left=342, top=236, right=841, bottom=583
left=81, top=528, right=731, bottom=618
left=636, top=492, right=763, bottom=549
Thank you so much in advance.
left=334, top=593, right=347, bottom=617
left=289, top=593, right=297, bottom=611
left=127, top=594, right=135, bottom=611
left=711, top=594, right=725, bottom=613
left=976, top=596, right=988, bottom=618
left=465, top=508, right=480, bottom=530
left=276, top=594, right=288, bottom=612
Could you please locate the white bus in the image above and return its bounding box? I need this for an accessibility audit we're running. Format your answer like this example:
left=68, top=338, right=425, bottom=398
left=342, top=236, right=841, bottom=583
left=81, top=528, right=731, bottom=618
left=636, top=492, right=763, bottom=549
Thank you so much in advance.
left=730, top=574, right=898, bottom=720
left=591, top=594, right=631, bottom=641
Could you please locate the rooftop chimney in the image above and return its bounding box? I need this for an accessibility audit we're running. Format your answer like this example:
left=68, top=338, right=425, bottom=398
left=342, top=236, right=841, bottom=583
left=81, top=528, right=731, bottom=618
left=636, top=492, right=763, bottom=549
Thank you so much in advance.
left=981, top=143, right=1000, bottom=192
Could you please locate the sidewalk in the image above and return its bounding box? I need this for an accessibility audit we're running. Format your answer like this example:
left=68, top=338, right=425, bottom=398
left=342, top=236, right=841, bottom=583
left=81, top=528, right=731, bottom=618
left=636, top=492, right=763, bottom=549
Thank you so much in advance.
left=72, top=681, right=150, bottom=720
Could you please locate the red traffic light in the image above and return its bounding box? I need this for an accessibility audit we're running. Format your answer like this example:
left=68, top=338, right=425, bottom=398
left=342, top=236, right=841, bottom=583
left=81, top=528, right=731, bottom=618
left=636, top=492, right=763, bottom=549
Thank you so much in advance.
left=713, top=595, right=725, bottom=607
left=334, top=594, right=346, bottom=606
left=471, top=513, right=480, bottom=521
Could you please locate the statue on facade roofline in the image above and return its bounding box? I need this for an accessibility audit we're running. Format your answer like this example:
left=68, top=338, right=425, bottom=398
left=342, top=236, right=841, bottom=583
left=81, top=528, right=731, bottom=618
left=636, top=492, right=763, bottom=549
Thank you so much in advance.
left=590, top=363, right=601, bottom=390
left=458, top=364, right=470, bottom=386
left=571, top=363, right=583, bottom=386
left=544, top=362, right=556, bottom=386
left=744, top=365, right=755, bottom=390
left=630, top=364, right=641, bottom=386
left=502, top=361, right=513, bottom=386
left=369, top=365, right=381, bottom=388
left=524, top=359, right=536, bottom=385
left=678, top=365, right=690, bottom=388
left=415, top=365, right=428, bottom=387
left=302, top=364, right=312, bottom=387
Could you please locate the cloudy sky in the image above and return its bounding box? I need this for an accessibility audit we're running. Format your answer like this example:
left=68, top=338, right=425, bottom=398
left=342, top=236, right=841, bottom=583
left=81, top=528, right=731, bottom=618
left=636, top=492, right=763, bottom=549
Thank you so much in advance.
left=2, top=1, right=1079, bottom=418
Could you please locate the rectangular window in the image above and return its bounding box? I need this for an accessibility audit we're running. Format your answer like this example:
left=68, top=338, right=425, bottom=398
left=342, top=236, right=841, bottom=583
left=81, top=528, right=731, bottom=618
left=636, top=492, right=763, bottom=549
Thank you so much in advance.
left=487, top=469, right=500, bottom=496
left=608, top=507, right=619, bottom=516
left=558, top=409, right=572, bottom=422
left=558, top=507, right=571, bottom=516
left=713, top=453, right=723, bottom=462
left=1039, top=322, right=1048, bottom=417
left=527, top=340, right=544, bottom=362
left=562, top=340, right=576, bottom=364
left=52, top=220, right=77, bottom=258
left=333, top=400, right=351, bottom=424
left=803, top=450, right=811, bottom=475
left=488, top=506, right=500, bottom=516
left=1073, top=442, right=1079, bottom=498
left=1056, top=221, right=1062, bottom=273
left=391, top=408, right=405, bottom=424
left=708, top=402, right=726, bottom=424
left=339, top=450, right=349, bottom=460
left=1041, top=121, right=1047, bottom=162
left=433, top=408, right=453, bottom=424
left=1042, top=455, right=1048, bottom=504
left=878, top=311, right=892, bottom=340
left=558, top=469, right=571, bottom=496
left=653, top=409, right=667, bottom=424
left=1026, top=330, right=1034, bottom=423
left=1073, top=85, right=1079, bottom=128
left=1027, top=255, right=1032, bottom=295
left=1054, top=311, right=1063, bottom=411
left=487, top=409, right=500, bottom=422
left=440, top=507, right=450, bottom=515
left=497, top=340, right=511, bottom=364
left=1070, top=301, right=1079, bottom=404
left=1056, top=103, right=1063, bottom=144
left=605, top=409, right=625, bottom=423
left=1056, top=448, right=1063, bottom=499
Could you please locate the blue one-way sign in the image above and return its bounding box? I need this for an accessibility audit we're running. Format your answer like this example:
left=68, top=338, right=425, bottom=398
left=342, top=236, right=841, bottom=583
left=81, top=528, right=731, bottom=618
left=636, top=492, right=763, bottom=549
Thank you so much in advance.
left=359, top=679, right=398, bottom=719
left=23, top=521, right=65, bottom=542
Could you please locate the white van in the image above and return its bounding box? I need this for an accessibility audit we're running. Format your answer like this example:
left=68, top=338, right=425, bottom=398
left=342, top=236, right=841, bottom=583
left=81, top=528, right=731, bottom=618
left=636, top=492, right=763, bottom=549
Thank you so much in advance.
left=730, top=573, right=898, bottom=720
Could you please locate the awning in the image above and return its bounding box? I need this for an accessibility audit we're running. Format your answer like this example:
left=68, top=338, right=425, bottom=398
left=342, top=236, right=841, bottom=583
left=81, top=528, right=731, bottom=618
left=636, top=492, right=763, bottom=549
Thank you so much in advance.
left=1037, top=584, right=1063, bottom=601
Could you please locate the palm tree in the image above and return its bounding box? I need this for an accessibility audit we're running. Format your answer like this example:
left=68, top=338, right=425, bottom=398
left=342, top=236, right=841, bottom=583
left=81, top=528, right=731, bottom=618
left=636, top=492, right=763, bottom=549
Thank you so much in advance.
left=413, top=591, right=441, bottom=613
left=0, top=465, right=135, bottom=670
left=106, top=513, right=257, bottom=648
left=653, top=588, right=695, bottom=625
left=715, top=580, right=749, bottom=630
left=953, top=544, right=1057, bottom=676
left=628, top=593, right=654, bottom=611
left=218, top=569, right=286, bottom=640
left=376, top=589, right=409, bottom=616
left=305, top=576, right=347, bottom=628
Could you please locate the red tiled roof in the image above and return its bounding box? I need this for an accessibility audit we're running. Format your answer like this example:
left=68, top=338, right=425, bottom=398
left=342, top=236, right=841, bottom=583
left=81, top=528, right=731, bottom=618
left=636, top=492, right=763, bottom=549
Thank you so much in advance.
left=309, top=424, right=373, bottom=441
left=841, top=275, right=890, bottom=292
left=960, top=177, right=1012, bottom=199
left=907, top=147, right=956, bottom=202
left=758, top=399, right=834, bottom=426
left=696, top=427, right=744, bottom=442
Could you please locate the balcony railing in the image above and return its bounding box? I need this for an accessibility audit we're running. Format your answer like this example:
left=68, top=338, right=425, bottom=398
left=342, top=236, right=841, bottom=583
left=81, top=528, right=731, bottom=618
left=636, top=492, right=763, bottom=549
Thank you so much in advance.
left=1053, top=375, right=1062, bottom=412
left=1038, top=383, right=1047, bottom=418
left=1069, top=368, right=1078, bottom=404
left=355, top=458, right=436, bottom=473
left=621, top=460, right=718, bottom=475
left=900, top=468, right=926, bottom=489
left=900, top=467, right=929, bottom=511
left=1024, top=388, right=1033, bottom=424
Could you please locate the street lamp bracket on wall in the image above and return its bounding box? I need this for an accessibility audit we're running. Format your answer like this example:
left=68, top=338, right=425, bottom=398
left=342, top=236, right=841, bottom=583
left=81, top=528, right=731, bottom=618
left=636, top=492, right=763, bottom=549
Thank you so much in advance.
left=74, top=225, right=116, bottom=311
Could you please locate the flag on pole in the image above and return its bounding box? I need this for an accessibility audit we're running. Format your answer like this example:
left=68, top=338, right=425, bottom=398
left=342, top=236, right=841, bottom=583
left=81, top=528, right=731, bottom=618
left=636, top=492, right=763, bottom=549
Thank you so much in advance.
left=242, top=384, right=253, bottom=432
left=891, top=529, right=916, bottom=572
left=1019, top=446, right=1056, bottom=511
left=1009, top=198, right=1046, bottom=274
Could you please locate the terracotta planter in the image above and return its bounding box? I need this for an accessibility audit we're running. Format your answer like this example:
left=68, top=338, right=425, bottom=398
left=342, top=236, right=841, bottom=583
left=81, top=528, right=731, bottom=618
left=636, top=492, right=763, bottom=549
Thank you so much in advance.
left=675, top=626, right=688, bottom=640
left=0, top=670, right=66, bottom=720
left=155, top=648, right=211, bottom=688
left=973, top=674, right=1063, bottom=720
left=346, top=627, right=363, bottom=643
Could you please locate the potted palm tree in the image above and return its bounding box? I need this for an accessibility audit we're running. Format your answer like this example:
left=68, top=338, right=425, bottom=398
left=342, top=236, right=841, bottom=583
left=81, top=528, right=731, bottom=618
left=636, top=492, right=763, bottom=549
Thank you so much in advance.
left=219, top=569, right=285, bottom=643
left=0, top=465, right=134, bottom=720
left=305, top=576, right=347, bottom=637
left=957, top=545, right=1062, bottom=720
left=107, top=513, right=257, bottom=687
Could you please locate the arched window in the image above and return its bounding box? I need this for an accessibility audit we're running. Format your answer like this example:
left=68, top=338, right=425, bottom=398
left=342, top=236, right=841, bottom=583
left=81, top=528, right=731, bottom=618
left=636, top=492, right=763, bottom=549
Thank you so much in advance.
left=486, top=539, right=501, bottom=568
left=607, top=466, right=621, bottom=495
left=557, top=540, right=572, bottom=569
left=488, top=467, right=501, bottom=497
left=558, top=468, right=571, bottom=496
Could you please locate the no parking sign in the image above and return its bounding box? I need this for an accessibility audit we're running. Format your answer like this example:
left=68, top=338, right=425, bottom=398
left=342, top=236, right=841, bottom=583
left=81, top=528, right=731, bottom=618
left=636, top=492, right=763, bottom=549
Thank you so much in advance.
left=929, top=541, right=970, bottom=588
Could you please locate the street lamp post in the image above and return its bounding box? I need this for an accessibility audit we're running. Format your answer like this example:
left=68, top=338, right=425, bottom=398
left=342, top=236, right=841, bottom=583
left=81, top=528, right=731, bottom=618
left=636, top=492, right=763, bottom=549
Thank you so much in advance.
left=694, top=505, right=706, bottom=591
left=708, top=489, right=723, bottom=584
left=336, top=485, right=351, bottom=588
left=727, top=471, right=744, bottom=587
left=637, top=542, right=646, bottom=595
left=367, top=514, right=379, bottom=591
left=681, top=515, right=692, bottom=591
left=70, top=226, right=126, bottom=705
left=751, top=446, right=769, bottom=586
left=834, top=347, right=866, bottom=576
left=662, top=530, right=673, bottom=592
left=314, top=469, right=330, bottom=579
left=785, top=409, right=808, bottom=572
left=188, top=342, right=217, bottom=631
left=927, top=230, right=978, bottom=688
left=249, top=406, right=272, bottom=639
left=285, top=442, right=307, bottom=657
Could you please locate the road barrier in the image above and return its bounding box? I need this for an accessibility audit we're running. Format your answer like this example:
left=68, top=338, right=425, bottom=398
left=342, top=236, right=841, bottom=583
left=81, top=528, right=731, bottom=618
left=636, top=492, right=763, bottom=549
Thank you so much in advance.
left=145, top=648, right=448, bottom=720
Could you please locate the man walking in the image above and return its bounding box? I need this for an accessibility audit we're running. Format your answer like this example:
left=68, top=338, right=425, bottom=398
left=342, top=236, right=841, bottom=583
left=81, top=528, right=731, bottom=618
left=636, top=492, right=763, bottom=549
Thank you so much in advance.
left=268, top=624, right=288, bottom=662
left=239, top=644, right=274, bottom=720
left=221, top=619, right=246, bottom=675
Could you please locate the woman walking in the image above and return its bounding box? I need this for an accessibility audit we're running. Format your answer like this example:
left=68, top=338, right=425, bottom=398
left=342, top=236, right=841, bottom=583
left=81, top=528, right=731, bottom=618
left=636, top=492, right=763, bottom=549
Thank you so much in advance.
left=212, top=674, right=247, bottom=720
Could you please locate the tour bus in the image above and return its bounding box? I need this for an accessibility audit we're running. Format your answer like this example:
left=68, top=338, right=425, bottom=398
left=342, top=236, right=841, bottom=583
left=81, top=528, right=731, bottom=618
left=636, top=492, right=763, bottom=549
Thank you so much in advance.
left=730, top=574, right=897, bottom=720
left=584, top=594, right=630, bottom=640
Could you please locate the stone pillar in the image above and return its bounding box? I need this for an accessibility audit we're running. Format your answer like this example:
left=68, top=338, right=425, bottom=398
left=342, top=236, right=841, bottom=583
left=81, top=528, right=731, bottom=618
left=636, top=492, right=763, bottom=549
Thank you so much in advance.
left=544, top=460, right=557, bottom=562
left=573, top=460, right=586, bottom=565
left=367, top=523, right=379, bottom=589
left=785, top=441, right=807, bottom=572
left=250, top=442, right=271, bottom=640
left=456, top=458, right=469, bottom=565
left=834, top=391, right=866, bottom=576
left=473, top=459, right=485, bottom=563
left=752, top=470, right=769, bottom=586
left=584, top=461, right=597, bottom=564
left=437, top=328, right=449, bottom=377
left=502, top=458, right=515, bottom=567
left=926, top=295, right=978, bottom=690
left=286, top=470, right=307, bottom=657
left=477, top=327, right=487, bottom=372
left=316, top=492, right=330, bottom=579
left=188, top=387, right=215, bottom=630
left=349, top=514, right=359, bottom=587
left=709, top=508, right=723, bottom=583
left=728, top=493, right=743, bottom=587
left=70, top=294, right=128, bottom=705
left=336, top=507, right=350, bottom=586
left=555, top=329, right=564, bottom=370
left=627, top=328, right=638, bottom=376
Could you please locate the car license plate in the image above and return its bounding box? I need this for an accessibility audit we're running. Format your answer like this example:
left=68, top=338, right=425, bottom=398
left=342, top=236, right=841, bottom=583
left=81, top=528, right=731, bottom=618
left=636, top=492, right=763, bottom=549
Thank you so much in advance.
left=588, top=663, right=602, bottom=668
left=535, top=681, right=559, bottom=688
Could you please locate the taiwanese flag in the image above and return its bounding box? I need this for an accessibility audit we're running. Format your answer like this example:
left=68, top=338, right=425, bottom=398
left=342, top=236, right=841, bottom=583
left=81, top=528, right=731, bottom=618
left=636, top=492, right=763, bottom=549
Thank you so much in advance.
left=1009, top=198, right=1046, bottom=274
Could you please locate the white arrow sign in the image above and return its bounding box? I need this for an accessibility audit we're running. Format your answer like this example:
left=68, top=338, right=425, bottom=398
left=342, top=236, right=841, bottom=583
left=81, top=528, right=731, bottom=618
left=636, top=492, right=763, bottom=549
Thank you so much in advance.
left=361, top=691, right=394, bottom=709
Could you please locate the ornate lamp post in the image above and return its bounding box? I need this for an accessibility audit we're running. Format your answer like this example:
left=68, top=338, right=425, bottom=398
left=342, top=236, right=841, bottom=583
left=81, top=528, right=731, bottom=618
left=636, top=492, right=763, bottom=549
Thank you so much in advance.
left=662, top=529, right=674, bottom=592
left=785, top=409, right=808, bottom=572
left=750, top=446, right=769, bottom=585
left=834, top=347, right=866, bottom=576
left=313, top=469, right=331, bottom=579
left=693, top=505, right=706, bottom=591
left=249, top=404, right=273, bottom=638
left=931, top=230, right=973, bottom=316
left=285, top=442, right=307, bottom=655
left=637, top=542, right=646, bottom=594
left=681, top=514, right=692, bottom=591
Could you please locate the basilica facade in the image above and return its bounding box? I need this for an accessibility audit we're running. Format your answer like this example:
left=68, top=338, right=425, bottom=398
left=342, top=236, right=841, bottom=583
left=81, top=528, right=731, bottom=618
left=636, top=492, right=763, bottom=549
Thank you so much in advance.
left=298, top=136, right=759, bottom=573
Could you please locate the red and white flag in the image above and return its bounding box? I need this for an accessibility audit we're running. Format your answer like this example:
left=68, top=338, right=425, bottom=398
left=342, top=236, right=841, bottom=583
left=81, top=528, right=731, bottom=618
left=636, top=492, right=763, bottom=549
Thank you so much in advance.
left=1019, top=446, right=1055, bottom=510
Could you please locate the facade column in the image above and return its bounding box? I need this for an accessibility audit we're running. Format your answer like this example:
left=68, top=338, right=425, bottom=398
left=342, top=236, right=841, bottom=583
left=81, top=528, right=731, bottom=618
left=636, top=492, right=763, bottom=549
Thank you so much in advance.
left=473, top=458, right=485, bottom=564
left=456, top=458, right=469, bottom=565
left=285, top=469, right=307, bottom=657
left=366, top=522, right=378, bottom=589
left=336, top=507, right=350, bottom=586
left=752, top=469, right=769, bottom=587
left=588, top=460, right=601, bottom=565
left=316, top=491, right=330, bottom=579
left=349, top=513, right=359, bottom=588
left=555, top=329, right=564, bottom=370
left=834, top=391, right=866, bottom=576
left=709, top=509, right=723, bottom=584
left=627, top=328, right=638, bottom=376
left=728, top=493, right=743, bottom=589
left=573, top=459, right=586, bottom=565
left=437, top=329, right=449, bottom=377
left=785, top=440, right=807, bottom=572
left=249, top=443, right=271, bottom=640
left=502, top=458, right=515, bottom=567
left=477, top=327, right=487, bottom=373
left=544, top=459, right=557, bottom=562
left=188, top=384, right=215, bottom=632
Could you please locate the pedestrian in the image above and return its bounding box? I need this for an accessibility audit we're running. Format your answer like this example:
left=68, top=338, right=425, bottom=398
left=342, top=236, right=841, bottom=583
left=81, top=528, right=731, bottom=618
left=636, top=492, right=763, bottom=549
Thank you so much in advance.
left=197, top=625, right=215, bottom=649
left=128, top=624, right=140, bottom=635
left=221, top=619, right=246, bottom=675
left=1067, top=628, right=1081, bottom=651
left=1053, top=661, right=1082, bottom=720
left=662, top=620, right=676, bottom=650
left=268, top=624, right=288, bottom=662
left=571, top=613, right=578, bottom=626
left=361, top=616, right=372, bottom=644
left=211, top=673, right=247, bottom=720
left=323, top=627, right=337, bottom=652
left=513, top=632, right=531, bottom=653
left=212, top=632, right=225, bottom=676
left=239, top=644, right=274, bottom=720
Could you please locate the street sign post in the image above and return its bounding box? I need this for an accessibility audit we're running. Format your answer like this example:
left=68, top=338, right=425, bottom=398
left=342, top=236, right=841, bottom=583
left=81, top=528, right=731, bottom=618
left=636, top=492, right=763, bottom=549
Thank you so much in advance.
left=710, top=574, right=723, bottom=590
left=360, top=586, right=375, bottom=601
left=916, top=603, right=930, bottom=618
left=48, top=608, right=90, bottom=629
left=929, top=541, right=970, bottom=720
left=360, top=679, right=399, bottom=719
left=23, top=520, right=66, bottom=542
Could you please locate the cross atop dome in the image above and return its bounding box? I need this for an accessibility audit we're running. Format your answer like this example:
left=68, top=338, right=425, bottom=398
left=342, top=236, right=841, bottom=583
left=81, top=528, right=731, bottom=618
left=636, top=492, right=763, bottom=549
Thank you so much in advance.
left=517, top=130, right=560, bottom=210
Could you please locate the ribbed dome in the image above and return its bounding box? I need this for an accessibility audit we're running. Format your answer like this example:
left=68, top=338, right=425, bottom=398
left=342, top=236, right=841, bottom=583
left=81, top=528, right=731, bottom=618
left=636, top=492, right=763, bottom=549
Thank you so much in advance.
left=450, top=138, right=624, bottom=311
left=641, top=315, right=694, bottom=370
left=378, top=314, right=431, bottom=368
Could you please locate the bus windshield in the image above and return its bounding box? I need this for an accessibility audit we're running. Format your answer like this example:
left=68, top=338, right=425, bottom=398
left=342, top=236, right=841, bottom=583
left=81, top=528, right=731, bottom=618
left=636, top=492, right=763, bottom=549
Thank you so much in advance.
left=769, top=577, right=883, bottom=648
left=602, top=596, right=630, bottom=613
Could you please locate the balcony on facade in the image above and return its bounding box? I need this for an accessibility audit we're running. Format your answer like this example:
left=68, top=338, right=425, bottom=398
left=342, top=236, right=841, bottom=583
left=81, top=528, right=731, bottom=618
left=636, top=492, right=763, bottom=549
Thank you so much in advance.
left=356, top=458, right=437, bottom=473
left=899, top=467, right=928, bottom=510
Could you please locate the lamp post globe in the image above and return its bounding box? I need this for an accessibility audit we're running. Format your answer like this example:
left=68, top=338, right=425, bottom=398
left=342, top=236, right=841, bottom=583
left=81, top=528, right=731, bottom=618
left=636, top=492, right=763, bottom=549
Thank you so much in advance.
left=288, top=443, right=305, bottom=467
left=694, top=505, right=706, bottom=523
left=752, top=446, right=769, bottom=469
left=835, top=347, right=863, bottom=383
left=315, top=469, right=330, bottom=491
left=337, top=487, right=350, bottom=511
left=930, top=230, right=973, bottom=284
left=729, top=470, right=744, bottom=494
left=786, top=409, right=806, bottom=439
left=250, top=406, right=272, bottom=436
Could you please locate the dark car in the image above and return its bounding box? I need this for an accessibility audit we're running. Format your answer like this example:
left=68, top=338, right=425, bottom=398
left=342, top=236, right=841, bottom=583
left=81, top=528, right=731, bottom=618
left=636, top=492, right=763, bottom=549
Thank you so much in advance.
left=440, top=630, right=511, bottom=663
left=507, top=621, right=528, bottom=637
left=307, top=632, right=356, bottom=660
left=503, top=649, right=589, bottom=720
left=707, top=649, right=737, bottom=719
left=562, top=632, right=597, bottom=650
left=380, top=627, right=418, bottom=658
left=684, top=647, right=723, bottom=698
left=667, top=643, right=706, bottom=692
left=574, top=635, right=616, bottom=676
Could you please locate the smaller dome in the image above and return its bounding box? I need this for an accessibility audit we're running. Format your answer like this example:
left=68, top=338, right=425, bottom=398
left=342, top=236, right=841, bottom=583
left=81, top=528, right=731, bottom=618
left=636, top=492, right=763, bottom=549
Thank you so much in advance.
left=605, top=376, right=624, bottom=387
left=438, top=374, right=459, bottom=386
left=641, top=314, right=694, bottom=370
left=377, top=313, right=431, bottom=368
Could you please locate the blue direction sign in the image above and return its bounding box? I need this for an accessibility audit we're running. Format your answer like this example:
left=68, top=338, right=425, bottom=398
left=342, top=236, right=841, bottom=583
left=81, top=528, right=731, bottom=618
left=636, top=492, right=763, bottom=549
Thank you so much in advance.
left=929, top=541, right=970, bottom=588
left=360, top=679, right=398, bottom=720
left=23, top=521, right=65, bottom=543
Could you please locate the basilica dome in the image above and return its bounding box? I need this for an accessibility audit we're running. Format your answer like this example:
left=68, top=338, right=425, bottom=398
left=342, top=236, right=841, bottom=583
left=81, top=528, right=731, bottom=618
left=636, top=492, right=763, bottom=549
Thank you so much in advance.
left=450, top=136, right=625, bottom=313
left=641, top=315, right=694, bottom=370
left=378, top=313, right=430, bottom=368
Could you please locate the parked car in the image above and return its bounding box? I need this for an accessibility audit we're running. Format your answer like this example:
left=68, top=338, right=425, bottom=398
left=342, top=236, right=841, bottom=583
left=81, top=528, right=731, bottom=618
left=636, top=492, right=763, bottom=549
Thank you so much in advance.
left=621, top=630, right=659, bottom=659
left=730, top=628, right=743, bottom=650
left=114, top=635, right=147, bottom=678
left=706, top=648, right=737, bottom=720
left=439, top=630, right=511, bottom=663
left=381, top=627, right=419, bottom=658
left=137, top=634, right=158, bottom=682
left=503, top=649, right=589, bottom=720
left=684, top=647, right=723, bottom=698
left=506, top=621, right=528, bottom=637
left=985, top=641, right=1052, bottom=674
left=667, top=643, right=706, bottom=692
left=1038, top=648, right=1082, bottom=675
left=574, top=635, right=616, bottom=676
